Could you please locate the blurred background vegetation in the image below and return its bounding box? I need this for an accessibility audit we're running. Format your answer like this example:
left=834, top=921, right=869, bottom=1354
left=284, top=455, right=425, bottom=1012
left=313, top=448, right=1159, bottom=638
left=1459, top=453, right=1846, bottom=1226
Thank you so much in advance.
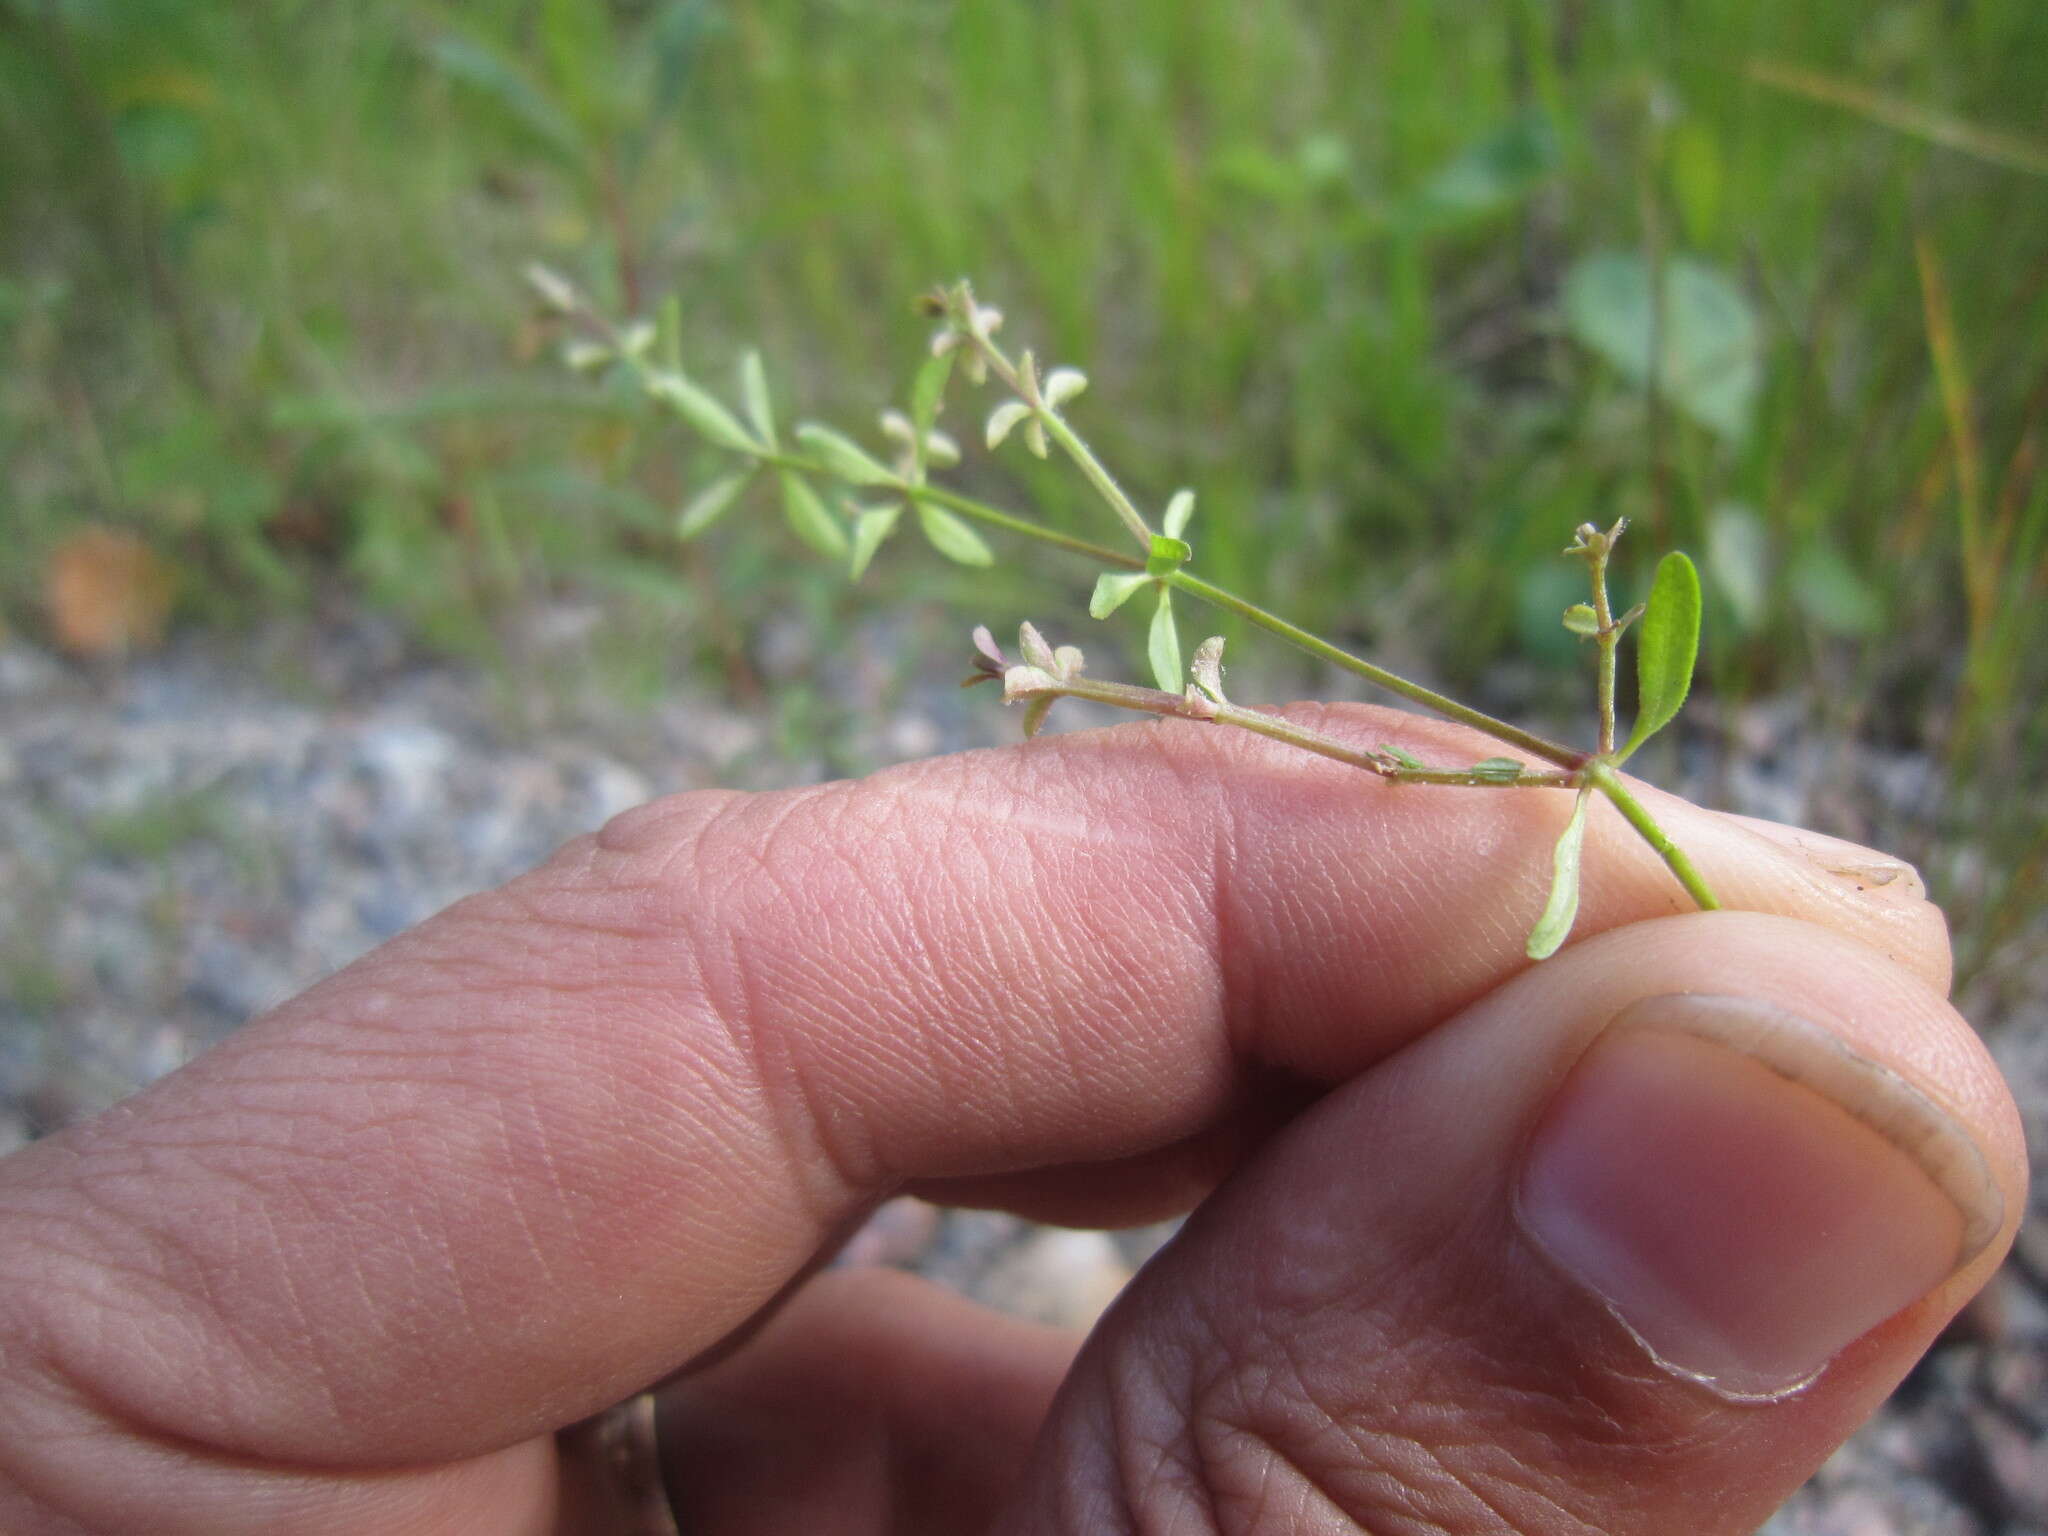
left=2, top=0, right=2043, bottom=996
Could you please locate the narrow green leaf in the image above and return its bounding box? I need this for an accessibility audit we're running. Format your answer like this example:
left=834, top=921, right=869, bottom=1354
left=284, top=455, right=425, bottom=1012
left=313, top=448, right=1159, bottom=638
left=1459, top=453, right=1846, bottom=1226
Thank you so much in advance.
left=797, top=423, right=896, bottom=486
left=657, top=295, right=683, bottom=373
left=778, top=471, right=848, bottom=560
left=1020, top=696, right=1055, bottom=739
left=649, top=374, right=757, bottom=452
left=910, top=350, right=954, bottom=439
left=1162, top=489, right=1196, bottom=539
left=1526, top=789, right=1592, bottom=960
left=1147, top=586, right=1182, bottom=691
left=1089, top=571, right=1152, bottom=620
left=1378, top=744, right=1426, bottom=771
left=676, top=470, right=754, bottom=539
left=1469, top=757, right=1526, bottom=782
left=847, top=504, right=903, bottom=580
left=740, top=351, right=777, bottom=448
left=915, top=503, right=995, bottom=566
left=1620, top=551, right=1703, bottom=759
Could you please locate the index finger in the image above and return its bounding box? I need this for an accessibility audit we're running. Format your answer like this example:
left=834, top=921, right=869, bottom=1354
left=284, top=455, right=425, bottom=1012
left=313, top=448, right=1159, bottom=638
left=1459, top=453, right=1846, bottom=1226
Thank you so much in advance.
left=0, top=704, right=1951, bottom=1472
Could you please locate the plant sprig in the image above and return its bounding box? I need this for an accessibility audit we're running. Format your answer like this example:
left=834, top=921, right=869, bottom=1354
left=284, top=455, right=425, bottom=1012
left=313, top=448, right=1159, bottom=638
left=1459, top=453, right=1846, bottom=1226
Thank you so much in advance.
left=532, top=267, right=1719, bottom=959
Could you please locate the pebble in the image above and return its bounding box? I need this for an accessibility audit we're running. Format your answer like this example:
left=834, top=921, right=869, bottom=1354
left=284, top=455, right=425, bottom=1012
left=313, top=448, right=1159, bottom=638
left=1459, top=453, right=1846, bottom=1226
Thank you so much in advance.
left=1, top=618, right=2044, bottom=1534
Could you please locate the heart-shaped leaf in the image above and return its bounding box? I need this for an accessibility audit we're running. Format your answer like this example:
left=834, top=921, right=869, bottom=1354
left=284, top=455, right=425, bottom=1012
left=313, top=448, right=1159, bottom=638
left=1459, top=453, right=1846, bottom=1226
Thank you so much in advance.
left=1620, top=550, right=1702, bottom=760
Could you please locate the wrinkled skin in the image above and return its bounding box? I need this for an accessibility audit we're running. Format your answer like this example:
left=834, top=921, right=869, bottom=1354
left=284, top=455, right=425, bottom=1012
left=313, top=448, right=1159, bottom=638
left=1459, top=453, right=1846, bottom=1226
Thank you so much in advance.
left=0, top=705, right=2023, bottom=1535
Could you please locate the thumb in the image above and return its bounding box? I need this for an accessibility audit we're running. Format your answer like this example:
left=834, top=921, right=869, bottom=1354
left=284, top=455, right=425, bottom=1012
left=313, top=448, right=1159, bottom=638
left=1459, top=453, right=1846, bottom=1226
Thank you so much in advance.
left=992, top=912, right=2023, bottom=1536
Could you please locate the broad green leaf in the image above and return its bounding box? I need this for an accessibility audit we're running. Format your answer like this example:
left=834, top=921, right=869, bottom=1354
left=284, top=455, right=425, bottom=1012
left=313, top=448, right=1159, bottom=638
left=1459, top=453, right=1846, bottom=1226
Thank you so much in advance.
left=1089, top=571, right=1151, bottom=619
left=649, top=374, right=757, bottom=452
left=1414, top=111, right=1558, bottom=226
left=740, top=351, right=776, bottom=448
left=1790, top=540, right=1883, bottom=638
left=1705, top=502, right=1770, bottom=635
left=424, top=35, right=582, bottom=166
left=778, top=471, right=848, bottom=560
left=915, top=503, right=994, bottom=566
left=796, top=423, right=896, bottom=486
left=1561, top=603, right=1599, bottom=636
left=1525, top=789, right=1592, bottom=960
left=1620, top=551, right=1703, bottom=759
left=675, top=471, right=754, bottom=539
left=847, top=504, right=903, bottom=580
left=1147, top=586, right=1182, bottom=692
left=1562, top=251, right=1761, bottom=441
left=1469, top=757, right=1526, bottom=782
left=1146, top=535, right=1192, bottom=576
left=910, top=350, right=954, bottom=439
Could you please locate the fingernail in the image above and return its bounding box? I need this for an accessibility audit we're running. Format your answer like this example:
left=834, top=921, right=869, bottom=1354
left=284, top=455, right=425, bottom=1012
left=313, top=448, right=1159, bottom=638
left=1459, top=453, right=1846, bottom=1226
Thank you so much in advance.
left=1517, top=995, right=2001, bottom=1400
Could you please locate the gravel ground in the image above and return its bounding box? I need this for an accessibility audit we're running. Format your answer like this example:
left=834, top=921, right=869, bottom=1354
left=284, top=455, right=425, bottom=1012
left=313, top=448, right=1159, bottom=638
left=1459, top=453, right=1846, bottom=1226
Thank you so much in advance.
left=1, top=610, right=2041, bottom=1533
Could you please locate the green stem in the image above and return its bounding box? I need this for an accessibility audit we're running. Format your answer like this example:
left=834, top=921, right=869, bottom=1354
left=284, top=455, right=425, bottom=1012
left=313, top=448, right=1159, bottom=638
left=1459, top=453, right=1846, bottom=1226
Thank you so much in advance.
left=1587, top=538, right=1619, bottom=755
left=1035, top=411, right=1154, bottom=552
left=1588, top=763, right=1721, bottom=911
left=1021, top=672, right=1579, bottom=787
left=1168, top=571, right=1588, bottom=771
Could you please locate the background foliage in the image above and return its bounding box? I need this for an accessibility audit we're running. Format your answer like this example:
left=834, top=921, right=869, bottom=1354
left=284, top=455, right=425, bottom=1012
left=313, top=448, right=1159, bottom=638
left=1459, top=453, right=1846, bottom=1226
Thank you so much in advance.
left=2, top=0, right=2043, bottom=988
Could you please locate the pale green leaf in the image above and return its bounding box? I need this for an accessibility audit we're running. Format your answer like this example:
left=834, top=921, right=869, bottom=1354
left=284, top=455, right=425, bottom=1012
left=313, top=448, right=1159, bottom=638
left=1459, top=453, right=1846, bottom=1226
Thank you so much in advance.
left=1378, top=744, right=1426, bottom=771
left=910, top=350, right=954, bottom=439
left=1089, top=571, right=1151, bottom=620
left=1562, top=252, right=1761, bottom=441
left=1620, top=551, right=1702, bottom=759
left=740, top=351, right=777, bottom=448
left=778, top=471, right=848, bottom=560
left=985, top=400, right=1032, bottom=450
left=1561, top=603, right=1599, bottom=636
left=649, top=374, right=757, bottom=452
left=916, top=503, right=995, bottom=566
left=676, top=471, right=754, bottom=539
left=1162, top=489, right=1196, bottom=539
left=847, top=504, right=903, bottom=580
left=1469, top=757, right=1525, bottom=783
left=1021, top=696, right=1055, bottom=738
left=1525, top=789, right=1592, bottom=960
left=1147, top=586, right=1182, bottom=692
left=796, top=423, right=896, bottom=486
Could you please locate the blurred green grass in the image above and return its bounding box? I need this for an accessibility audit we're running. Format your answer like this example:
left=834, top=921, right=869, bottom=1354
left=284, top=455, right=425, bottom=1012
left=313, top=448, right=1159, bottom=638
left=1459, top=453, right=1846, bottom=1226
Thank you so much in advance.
left=2, top=0, right=2043, bottom=987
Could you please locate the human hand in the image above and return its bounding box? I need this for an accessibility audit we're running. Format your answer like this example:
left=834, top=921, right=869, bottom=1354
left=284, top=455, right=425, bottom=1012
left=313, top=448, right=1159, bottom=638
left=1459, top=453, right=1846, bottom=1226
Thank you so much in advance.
left=0, top=705, right=2021, bottom=1535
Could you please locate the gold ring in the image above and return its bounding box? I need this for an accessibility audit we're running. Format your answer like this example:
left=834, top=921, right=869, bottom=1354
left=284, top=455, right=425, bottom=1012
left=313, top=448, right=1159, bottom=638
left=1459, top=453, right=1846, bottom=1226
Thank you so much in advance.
left=555, top=1391, right=683, bottom=1536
